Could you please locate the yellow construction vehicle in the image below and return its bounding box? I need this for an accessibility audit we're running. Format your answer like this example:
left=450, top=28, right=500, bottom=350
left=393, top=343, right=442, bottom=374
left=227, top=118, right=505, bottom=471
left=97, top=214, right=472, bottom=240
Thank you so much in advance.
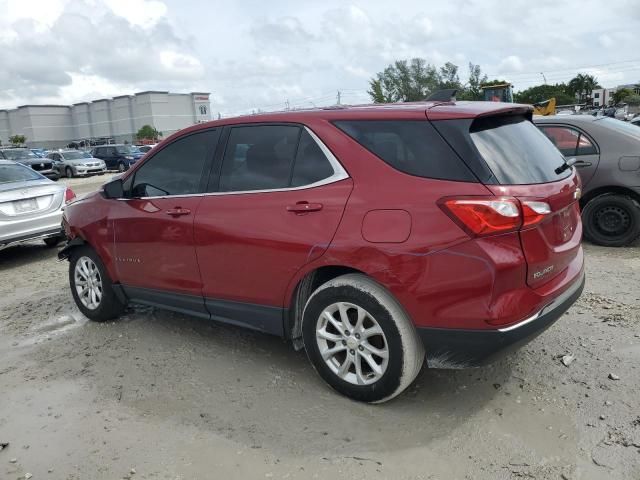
left=481, top=82, right=556, bottom=115
left=532, top=98, right=556, bottom=116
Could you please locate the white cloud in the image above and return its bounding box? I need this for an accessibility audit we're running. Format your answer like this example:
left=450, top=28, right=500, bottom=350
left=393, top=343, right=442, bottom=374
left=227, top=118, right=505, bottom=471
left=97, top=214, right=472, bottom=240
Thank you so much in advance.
left=498, top=55, right=524, bottom=73
left=104, top=0, right=168, bottom=26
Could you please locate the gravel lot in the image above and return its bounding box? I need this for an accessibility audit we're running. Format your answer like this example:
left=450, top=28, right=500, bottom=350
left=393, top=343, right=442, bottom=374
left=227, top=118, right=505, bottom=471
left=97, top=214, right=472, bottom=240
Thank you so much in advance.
left=0, top=176, right=638, bottom=479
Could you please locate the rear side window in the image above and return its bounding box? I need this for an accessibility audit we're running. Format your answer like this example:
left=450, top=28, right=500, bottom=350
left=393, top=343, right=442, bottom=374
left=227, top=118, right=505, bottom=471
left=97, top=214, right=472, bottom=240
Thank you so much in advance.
left=539, top=126, right=597, bottom=156
left=333, top=120, right=475, bottom=182
left=470, top=116, right=570, bottom=184
left=130, top=130, right=217, bottom=197
left=217, top=125, right=337, bottom=192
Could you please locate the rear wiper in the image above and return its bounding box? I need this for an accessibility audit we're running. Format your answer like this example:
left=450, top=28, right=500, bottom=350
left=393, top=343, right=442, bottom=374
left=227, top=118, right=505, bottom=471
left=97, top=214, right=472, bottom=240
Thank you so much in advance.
left=555, top=157, right=577, bottom=175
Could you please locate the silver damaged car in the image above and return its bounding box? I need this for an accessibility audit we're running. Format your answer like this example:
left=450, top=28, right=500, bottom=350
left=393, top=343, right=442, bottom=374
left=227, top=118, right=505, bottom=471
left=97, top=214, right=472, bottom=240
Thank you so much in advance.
left=0, top=160, right=74, bottom=250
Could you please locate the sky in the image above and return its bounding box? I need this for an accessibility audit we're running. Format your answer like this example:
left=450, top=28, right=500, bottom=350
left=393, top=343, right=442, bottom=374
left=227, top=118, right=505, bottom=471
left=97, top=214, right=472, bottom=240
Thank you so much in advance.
left=0, top=0, right=638, bottom=116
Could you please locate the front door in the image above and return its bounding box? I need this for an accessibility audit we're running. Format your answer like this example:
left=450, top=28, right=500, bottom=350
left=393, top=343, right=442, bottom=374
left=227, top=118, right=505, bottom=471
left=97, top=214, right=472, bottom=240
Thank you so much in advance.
left=194, top=124, right=352, bottom=335
left=111, top=129, right=219, bottom=313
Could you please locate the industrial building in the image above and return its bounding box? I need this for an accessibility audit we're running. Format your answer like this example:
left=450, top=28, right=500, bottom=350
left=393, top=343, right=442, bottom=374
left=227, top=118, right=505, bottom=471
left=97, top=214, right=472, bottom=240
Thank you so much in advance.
left=0, top=91, right=211, bottom=148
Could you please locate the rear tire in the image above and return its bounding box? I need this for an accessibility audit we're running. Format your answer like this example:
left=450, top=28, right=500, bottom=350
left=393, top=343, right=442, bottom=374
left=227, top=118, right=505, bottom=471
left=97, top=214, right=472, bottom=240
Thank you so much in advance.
left=582, top=194, right=640, bottom=247
left=302, top=274, right=424, bottom=403
left=69, top=245, right=126, bottom=322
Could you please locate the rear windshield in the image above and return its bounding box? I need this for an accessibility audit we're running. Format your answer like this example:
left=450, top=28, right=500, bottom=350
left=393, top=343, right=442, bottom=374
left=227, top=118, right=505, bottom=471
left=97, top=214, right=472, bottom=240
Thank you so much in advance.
left=470, top=116, right=570, bottom=184
left=0, top=163, right=43, bottom=183
left=334, top=120, right=475, bottom=182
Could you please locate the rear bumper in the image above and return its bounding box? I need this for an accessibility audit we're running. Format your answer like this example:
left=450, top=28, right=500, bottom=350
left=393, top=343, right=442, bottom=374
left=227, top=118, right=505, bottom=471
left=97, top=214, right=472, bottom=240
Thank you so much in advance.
left=0, top=208, right=64, bottom=247
left=418, top=270, right=585, bottom=369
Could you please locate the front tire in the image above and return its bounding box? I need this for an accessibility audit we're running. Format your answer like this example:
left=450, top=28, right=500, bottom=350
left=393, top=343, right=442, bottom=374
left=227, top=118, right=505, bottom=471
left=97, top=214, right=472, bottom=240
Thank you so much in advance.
left=302, top=274, right=424, bottom=403
left=65, top=166, right=74, bottom=178
left=69, top=245, right=126, bottom=321
left=582, top=194, right=640, bottom=247
left=117, top=162, right=126, bottom=173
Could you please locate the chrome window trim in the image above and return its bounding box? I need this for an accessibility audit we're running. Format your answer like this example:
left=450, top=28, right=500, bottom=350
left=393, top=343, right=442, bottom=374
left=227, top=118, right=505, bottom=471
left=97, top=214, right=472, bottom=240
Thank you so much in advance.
left=119, top=125, right=349, bottom=200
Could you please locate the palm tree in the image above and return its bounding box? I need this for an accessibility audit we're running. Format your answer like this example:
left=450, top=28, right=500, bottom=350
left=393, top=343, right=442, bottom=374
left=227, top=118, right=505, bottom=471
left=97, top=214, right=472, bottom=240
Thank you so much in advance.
left=567, top=74, right=601, bottom=103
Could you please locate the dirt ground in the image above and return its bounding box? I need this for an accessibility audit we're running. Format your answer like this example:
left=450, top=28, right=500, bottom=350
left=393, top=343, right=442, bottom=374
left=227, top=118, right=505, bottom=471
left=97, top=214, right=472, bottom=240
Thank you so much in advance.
left=0, top=176, right=638, bottom=479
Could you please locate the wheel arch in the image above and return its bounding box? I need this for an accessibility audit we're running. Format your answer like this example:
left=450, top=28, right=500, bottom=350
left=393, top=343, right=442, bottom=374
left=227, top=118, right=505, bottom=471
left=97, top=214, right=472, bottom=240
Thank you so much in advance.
left=580, top=185, right=640, bottom=209
left=284, top=265, right=368, bottom=349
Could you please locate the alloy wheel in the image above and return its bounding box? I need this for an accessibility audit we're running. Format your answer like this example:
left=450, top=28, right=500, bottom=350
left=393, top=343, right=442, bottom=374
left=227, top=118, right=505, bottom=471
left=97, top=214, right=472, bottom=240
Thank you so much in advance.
left=315, top=302, right=389, bottom=386
left=74, top=256, right=103, bottom=310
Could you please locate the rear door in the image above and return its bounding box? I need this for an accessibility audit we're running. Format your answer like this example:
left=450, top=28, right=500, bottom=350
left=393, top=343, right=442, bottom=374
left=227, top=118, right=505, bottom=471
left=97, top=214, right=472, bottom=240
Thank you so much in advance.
left=538, top=124, right=600, bottom=186
left=193, top=124, right=352, bottom=334
left=464, top=115, right=583, bottom=288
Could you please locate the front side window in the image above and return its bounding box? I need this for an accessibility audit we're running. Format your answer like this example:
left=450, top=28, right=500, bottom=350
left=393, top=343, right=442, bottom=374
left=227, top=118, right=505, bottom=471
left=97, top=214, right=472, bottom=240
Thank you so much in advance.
left=130, top=130, right=217, bottom=197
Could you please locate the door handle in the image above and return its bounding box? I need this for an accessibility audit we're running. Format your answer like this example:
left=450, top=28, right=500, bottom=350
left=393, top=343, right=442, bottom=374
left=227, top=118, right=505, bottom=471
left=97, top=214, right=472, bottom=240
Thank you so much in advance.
left=573, top=160, right=592, bottom=168
left=166, top=207, right=191, bottom=217
left=286, top=202, right=323, bottom=213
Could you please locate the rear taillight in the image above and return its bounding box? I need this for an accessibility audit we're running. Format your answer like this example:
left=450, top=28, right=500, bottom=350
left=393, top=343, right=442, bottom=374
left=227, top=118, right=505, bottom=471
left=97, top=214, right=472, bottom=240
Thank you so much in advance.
left=439, top=196, right=551, bottom=237
left=65, top=188, right=76, bottom=203
left=521, top=200, right=551, bottom=227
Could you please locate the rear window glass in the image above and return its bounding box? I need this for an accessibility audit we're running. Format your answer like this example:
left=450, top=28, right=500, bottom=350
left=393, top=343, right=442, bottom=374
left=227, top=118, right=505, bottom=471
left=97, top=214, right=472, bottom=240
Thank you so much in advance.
left=470, top=116, right=570, bottom=184
left=334, top=120, right=475, bottom=182
left=0, top=163, right=43, bottom=183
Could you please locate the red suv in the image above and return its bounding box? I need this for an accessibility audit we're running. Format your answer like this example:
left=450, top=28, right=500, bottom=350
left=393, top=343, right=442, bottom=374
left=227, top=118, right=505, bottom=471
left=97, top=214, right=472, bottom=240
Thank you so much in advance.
left=60, top=101, right=585, bottom=403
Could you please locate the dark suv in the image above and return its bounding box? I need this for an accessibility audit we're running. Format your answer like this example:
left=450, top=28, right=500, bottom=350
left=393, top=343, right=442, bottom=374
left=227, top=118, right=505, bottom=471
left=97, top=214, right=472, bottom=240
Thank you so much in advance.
left=0, top=148, right=59, bottom=180
left=91, top=144, right=145, bottom=172
left=60, top=102, right=585, bottom=403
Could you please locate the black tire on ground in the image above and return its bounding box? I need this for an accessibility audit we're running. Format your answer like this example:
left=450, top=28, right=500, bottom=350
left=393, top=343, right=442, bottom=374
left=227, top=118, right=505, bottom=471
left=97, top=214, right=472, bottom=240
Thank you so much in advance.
left=117, top=162, right=126, bottom=172
left=582, top=194, right=640, bottom=247
left=65, top=166, right=74, bottom=178
left=302, top=273, right=424, bottom=403
left=44, top=236, right=63, bottom=247
left=68, top=245, right=126, bottom=322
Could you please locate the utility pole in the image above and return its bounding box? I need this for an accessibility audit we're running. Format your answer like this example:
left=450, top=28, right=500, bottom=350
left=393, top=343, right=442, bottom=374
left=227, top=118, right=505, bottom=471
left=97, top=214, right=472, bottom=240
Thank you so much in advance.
left=336, top=90, right=341, bottom=105
left=541, top=72, right=547, bottom=84
left=285, top=99, right=290, bottom=111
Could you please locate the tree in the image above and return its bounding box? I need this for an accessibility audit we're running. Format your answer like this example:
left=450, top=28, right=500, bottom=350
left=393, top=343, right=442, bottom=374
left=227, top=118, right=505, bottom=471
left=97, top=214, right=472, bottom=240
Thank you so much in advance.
left=136, top=124, right=160, bottom=141
left=514, top=83, right=576, bottom=106
left=624, top=94, right=640, bottom=106
left=368, top=58, right=441, bottom=103
left=438, top=62, right=462, bottom=90
left=9, top=134, right=26, bottom=146
left=612, top=88, right=633, bottom=105
left=567, top=73, right=601, bottom=103
left=458, top=63, right=488, bottom=101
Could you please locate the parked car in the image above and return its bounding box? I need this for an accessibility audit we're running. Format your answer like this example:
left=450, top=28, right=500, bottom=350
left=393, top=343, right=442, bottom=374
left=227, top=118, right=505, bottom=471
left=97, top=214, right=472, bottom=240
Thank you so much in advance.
left=534, top=115, right=640, bottom=246
left=90, top=144, right=145, bottom=172
left=30, top=148, right=48, bottom=158
left=0, top=160, right=75, bottom=250
left=60, top=102, right=585, bottom=403
left=136, top=144, right=156, bottom=153
left=0, top=148, right=59, bottom=180
left=631, top=116, right=640, bottom=127
left=47, top=150, right=107, bottom=178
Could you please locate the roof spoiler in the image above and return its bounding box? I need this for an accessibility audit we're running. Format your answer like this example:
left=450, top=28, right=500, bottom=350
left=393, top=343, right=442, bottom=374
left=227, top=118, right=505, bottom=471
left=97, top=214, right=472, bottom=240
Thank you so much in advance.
left=426, top=89, right=457, bottom=102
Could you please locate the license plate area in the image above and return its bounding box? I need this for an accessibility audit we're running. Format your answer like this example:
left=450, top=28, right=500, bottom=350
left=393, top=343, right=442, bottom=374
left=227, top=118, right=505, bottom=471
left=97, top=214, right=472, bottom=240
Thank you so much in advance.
left=14, top=198, right=38, bottom=213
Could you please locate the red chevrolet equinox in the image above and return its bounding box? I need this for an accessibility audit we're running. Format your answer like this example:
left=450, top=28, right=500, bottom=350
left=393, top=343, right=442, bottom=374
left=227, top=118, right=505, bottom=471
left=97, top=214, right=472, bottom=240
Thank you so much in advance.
left=60, top=101, right=585, bottom=403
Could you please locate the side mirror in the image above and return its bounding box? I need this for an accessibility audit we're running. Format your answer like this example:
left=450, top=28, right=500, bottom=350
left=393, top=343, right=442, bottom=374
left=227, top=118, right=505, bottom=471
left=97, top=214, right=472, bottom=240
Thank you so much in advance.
left=103, top=178, right=124, bottom=199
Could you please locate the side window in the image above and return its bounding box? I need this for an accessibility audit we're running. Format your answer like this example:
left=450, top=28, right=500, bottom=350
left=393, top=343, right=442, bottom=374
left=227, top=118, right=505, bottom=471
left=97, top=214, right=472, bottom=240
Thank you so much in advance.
left=218, top=125, right=300, bottom=192
left=540, top=126, right=597, bottom=157
left=334, top=120, right=475, bottom=181
left=130, top=130, right=217, bottom=197
left=291, top=130, right=335, bottom=187
left=576, top=133, right=597, bottom=155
